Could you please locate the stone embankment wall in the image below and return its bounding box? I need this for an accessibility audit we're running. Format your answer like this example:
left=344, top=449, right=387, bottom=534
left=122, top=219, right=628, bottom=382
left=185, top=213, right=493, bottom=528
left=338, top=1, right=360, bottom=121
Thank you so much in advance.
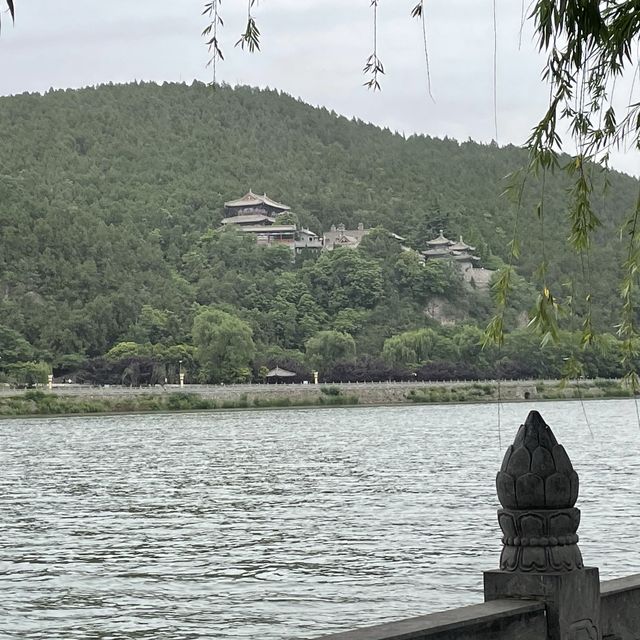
left=0, top=379, right=619, bottom=406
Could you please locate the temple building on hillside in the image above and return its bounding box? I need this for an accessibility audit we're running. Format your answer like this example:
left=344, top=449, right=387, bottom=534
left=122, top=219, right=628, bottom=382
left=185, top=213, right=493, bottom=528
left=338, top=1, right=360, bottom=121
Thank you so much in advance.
left=221, top=190, right=295, bottom=247
left=221, top=190, right=322, bottom=251
left=224, top=190, right=291, bottom=217
left=221, top=213, right=297, bottom=248
left=423, top=230, right=479, bottom=266
left=423, top=230, right=459, bottom=258
left=295, top=229, right=323, bottom=253
left=422, top=230, right=494, bottom=289
left=323, top=223, right=370, bottom=250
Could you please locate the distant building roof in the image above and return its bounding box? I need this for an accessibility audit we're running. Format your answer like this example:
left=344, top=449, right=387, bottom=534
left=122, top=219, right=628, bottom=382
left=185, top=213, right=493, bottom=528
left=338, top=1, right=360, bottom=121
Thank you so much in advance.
left=323, top=223, right=370, bottom=250
left=426, top=230, right=453, bottom=246
left=452, top=252, right=480, bottom=261
left=221, top=214, right=276, bottom=225
left=224, top=190, right=291, bottom=211
left=449, top=236, right=476, bottom=252
left=298, top=228, right=319, bottom=238
left=335, top=233, right=358, bottom=245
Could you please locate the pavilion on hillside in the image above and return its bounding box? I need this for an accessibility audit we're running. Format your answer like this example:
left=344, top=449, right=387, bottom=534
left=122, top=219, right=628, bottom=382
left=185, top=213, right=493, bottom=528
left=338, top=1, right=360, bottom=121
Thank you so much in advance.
left=422, top=230, right=480, bottom=265
left=221, top=190, right=296, bottom=247
left=421, top=230, right=496, bottom=289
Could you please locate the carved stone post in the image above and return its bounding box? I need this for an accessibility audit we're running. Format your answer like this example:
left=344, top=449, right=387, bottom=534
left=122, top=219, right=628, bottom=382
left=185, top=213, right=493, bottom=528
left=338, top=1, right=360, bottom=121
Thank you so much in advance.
left=484, top=410, right=601, bottom=640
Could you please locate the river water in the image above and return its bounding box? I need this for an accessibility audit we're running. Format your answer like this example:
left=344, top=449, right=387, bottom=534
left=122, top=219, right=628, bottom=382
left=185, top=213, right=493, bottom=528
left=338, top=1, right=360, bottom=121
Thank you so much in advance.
left=1, top=400, right=639, bottom=639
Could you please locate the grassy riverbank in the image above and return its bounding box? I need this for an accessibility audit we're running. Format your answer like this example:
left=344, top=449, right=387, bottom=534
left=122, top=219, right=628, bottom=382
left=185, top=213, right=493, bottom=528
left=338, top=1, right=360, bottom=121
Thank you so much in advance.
left=406, top=379, right=633, bottom=404
left=0, top=379, right=634, bottom=417
left=0, top=388, right=361, bottom=417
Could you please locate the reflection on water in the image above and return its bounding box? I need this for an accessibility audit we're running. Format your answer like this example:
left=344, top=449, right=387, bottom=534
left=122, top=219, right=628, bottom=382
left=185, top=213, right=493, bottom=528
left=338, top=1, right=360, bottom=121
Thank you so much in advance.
left=1, top=400, right=639, bottom=639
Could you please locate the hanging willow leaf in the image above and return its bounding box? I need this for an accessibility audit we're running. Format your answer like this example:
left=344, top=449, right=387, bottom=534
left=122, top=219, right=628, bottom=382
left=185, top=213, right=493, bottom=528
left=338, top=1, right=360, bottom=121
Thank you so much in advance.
left=363, top=0, right=384, bottom=91
left=236, top=16, right=260, bottom=52
left=363, top=54, right=385, bottom=91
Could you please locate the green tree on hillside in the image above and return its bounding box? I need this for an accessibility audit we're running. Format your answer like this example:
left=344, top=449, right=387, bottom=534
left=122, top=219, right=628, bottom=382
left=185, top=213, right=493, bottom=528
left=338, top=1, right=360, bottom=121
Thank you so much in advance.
left=393, top=252, right=462, bottom=302
left=192, top=308, right=256, bottom=383
left=303, top=249, right=385, bottom=313
left=382, top=328, right=454, bottom=369
left=0, top=325, right=33, bottom=364
left=305, top=330, right=356, bottom=372
left=105, top=342, right=146, bottom=361
left=358, top=228, right=403, bottom=262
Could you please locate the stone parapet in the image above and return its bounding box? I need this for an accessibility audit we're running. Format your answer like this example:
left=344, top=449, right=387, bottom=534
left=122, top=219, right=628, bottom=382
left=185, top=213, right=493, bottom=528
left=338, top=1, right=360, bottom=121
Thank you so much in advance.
left=317, top=599, right=546, bottom=640
left=600, top=574, right=640, bottom=640
left=484, top=568, right=600, bottom=640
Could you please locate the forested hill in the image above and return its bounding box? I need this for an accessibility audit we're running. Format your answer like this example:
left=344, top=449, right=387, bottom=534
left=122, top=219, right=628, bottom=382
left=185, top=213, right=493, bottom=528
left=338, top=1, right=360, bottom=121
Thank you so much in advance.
left=0, top=81, right=638, bottom=381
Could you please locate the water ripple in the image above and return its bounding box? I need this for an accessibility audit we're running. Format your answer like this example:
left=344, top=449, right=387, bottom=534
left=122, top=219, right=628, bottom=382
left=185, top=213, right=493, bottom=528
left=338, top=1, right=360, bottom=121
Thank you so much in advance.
left=1, top=400, right=639, bottom=638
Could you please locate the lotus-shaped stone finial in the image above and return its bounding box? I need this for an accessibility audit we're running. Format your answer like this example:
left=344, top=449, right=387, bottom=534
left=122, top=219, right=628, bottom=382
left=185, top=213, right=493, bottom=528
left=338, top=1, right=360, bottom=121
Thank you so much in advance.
left=496, top=410, right=579, bottom=510
left=495, top=411, right=583, bottom=573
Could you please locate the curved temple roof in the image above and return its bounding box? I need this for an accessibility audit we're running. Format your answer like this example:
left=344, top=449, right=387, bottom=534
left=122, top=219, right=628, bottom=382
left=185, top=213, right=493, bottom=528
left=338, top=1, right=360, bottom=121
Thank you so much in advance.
left=426, top=230, right=452, bottom=246
left=449, top=235, right=476, bottom=252
left=224, top=190, right=291, bottom=211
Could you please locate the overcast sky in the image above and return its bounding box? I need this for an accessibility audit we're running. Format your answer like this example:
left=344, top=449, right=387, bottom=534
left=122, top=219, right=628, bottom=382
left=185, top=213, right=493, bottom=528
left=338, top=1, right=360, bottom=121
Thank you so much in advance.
left=1, top=0, right=638, bottom=176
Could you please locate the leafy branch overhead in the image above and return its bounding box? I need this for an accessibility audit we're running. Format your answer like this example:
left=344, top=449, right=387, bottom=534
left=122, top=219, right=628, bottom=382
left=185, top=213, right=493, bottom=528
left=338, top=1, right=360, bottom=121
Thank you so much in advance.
left=201, top=0, right=260, bottom=85
left=200, top=1, right=433, bottom=92
left=236, top=15, right=260, bottom=53
left=516, top=0, right=640, bottom=385
left=202, top=0, right=224, bottom=81
left=363, top=0, right=384, bottom=91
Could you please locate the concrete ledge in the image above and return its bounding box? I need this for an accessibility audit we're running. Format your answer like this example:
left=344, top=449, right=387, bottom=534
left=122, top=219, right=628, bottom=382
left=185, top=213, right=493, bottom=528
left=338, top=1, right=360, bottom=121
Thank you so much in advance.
left=601, top=574, right=640, bottom=640
left=317, top=599, right=546, bottom=640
